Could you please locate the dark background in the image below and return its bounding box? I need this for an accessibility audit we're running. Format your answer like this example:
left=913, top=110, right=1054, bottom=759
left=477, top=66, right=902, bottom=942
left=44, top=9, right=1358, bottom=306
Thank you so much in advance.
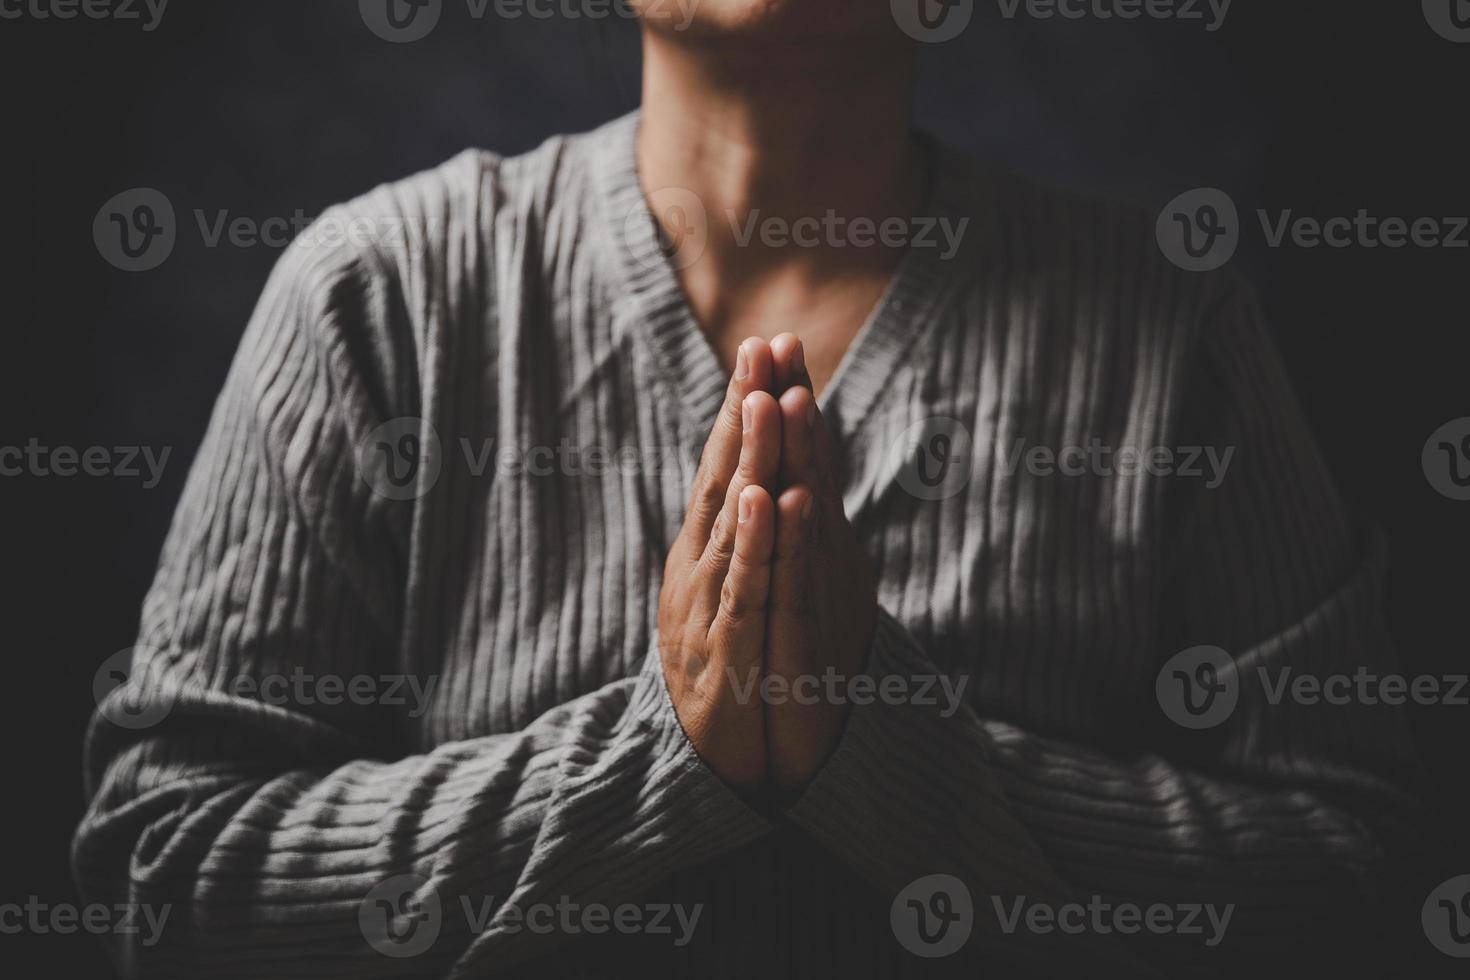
left=3, top=1, right=1467, bottom=973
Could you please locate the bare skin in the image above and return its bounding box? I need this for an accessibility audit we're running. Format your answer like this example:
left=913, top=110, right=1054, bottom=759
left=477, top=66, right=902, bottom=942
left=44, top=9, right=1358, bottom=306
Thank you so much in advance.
left=658, top=333, right=877, bottom=796
left=641, top=2, right=910, bottom=794
left=764, top=333, right=877, bottom=796
left=657, top=338, right=781, bottom=791
left=635, top=6, right=923, bottom=396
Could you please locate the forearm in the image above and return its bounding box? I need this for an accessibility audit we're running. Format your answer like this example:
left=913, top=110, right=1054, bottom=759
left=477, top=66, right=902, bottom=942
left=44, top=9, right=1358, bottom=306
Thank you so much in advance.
left=787, top=608, right=1437, bottom=971
left=74, top=651, right=768, bottom=977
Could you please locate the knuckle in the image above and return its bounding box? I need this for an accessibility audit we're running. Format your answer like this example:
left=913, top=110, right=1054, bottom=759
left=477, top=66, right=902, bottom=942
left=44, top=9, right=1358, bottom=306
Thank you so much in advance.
left=700, top=468, right=727, bottom=506
left=706, top=514, right=736, bottom=564
left=661, top=631, right=702, bottom=676
left=726, top=547, right=759, bottom=583
left=721, top=388, right=745, bottom=426
left=694, top=473, right=726, bottom=519
left=719, top=576, right=751, bottom=620
left=709, top=405, right=742, bottom=451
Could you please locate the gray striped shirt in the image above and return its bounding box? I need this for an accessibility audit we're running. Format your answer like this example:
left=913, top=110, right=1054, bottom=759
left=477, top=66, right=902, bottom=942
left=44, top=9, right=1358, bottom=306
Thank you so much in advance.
left=75, top=111, right=1435, bottom=977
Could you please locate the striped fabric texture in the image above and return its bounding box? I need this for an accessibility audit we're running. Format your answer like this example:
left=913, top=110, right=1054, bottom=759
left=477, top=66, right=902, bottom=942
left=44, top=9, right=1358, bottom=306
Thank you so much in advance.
left=74, top=111, right=1437, bottom=977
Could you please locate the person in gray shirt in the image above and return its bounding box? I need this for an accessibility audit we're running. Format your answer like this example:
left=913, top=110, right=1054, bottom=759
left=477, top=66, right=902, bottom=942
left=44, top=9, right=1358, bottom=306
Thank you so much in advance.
left=75, top=1, right=1439, bottom=975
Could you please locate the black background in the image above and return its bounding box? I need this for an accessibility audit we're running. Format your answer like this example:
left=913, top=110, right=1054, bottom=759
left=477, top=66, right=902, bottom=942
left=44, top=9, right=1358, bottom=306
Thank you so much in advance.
left=3, top=1, right=1468, bottom=974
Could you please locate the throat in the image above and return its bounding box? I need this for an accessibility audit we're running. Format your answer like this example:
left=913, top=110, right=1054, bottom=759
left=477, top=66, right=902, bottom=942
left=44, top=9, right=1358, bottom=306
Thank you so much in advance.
left=689, top=262, right=899, bottom=399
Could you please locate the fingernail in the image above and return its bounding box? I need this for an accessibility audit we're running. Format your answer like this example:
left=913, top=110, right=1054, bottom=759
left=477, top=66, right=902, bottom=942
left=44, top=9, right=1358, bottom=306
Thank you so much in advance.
left=792, top=343, right=806, bottom=376
left=805, top=401, right=816, bottom=428
left=739, top=491, right=752, bottom=524
left=801, top=496, right=814, bottom=521
left=742, top=399, right=752, bottom=433
left=734, top=344, right=749, bottom=381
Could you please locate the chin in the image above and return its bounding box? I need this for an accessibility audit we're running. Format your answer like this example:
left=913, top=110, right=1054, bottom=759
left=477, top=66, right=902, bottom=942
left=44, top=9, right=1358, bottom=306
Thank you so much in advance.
left=635, top=0, right=899, bottom=45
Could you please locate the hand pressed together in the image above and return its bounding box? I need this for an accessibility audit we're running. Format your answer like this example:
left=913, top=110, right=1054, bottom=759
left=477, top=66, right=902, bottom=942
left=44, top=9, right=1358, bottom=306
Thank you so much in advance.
left=658, top=335, right=878, bottom=798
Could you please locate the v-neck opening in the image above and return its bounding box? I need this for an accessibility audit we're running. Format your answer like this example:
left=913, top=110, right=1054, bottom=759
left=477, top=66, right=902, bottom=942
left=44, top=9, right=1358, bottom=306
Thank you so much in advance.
left=589, top=111, right=976, bottom=446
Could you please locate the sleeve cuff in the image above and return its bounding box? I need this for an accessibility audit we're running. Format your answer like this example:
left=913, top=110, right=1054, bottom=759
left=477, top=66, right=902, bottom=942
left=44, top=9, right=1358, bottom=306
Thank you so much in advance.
left=617, top=641, right=774, bottom=839
left=784, top=609, right=1064, bottom=901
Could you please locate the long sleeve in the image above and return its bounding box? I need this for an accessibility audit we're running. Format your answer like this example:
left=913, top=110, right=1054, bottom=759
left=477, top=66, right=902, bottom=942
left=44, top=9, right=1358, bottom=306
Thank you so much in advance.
left=786, top=279, right=1441, bottom=973
left=71, top=225, right=768, bottom=978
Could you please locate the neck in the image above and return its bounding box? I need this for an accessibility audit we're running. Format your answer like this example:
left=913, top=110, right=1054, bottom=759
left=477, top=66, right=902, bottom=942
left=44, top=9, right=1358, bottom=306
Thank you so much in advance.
left=636, top=34, right=922, bottom=281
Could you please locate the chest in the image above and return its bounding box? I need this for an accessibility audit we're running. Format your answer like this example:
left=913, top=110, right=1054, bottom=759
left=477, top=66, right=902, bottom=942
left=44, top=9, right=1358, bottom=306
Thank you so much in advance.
left=414, top=413, right=1152, bottom=753
left=401, top=292, right=1172, bottom=746
left=695, top=271, right=895, bottom=398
